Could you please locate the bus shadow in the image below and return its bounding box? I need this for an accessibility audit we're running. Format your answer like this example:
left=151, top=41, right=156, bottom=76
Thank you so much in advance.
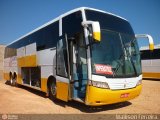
left=143, top=78, right=160, bottom=81
left=52, top=99, right=132, bottom=113
left=19, top=85, right=48, bottom=98
left=5, top=80, right=11, bottom=85
left=5, top=81, right=47, bottom=98
left=5, top=81, right=132, bottom=113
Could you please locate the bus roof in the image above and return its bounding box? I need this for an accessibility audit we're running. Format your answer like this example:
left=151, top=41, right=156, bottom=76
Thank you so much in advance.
left=140, top=44, right=160, bottom=51
left=7, top=7, right=128, bottom=47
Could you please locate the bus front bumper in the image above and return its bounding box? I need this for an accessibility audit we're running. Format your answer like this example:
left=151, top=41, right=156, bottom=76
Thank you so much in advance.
left=85, top=84, right=142, bottom=106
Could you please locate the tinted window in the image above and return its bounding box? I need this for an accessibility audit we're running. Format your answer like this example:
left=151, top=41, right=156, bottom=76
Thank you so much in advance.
left=56, top=11, right=83, bottom=77
left=141, top=49, right=160, bottom=60
left=85, top=10, right=134, bottom=35
left=56, top=38, right=68, bottom=77
left=4, top=47, right=16, bottom=58
left=37, top=21, right=59, bottom=51
left=6, top=21, right=59, bottom=51
left=62, top=11, right=82, bottom=38
left=90, top=30, right=140, bottom=78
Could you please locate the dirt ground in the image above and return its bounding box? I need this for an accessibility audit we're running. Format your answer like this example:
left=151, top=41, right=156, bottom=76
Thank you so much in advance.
left=0, top=79, right=159, bottom=114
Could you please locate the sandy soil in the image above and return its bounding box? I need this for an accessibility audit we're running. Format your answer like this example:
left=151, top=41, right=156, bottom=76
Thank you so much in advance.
left=0, top=79, right=159, bottom=114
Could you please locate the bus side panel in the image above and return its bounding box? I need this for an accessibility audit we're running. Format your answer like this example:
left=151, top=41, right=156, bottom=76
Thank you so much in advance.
left=25, top=43, right=37, bottom=67
left=17, top=68, right=23, bottom=84
left=17, top=74, right=23, bottom=84
left=143, top=72, right=160, bottom=79
left=3, top=72, right=10, bottom=80
left=3, top=58, right=10, bottom=80
left=37, top=48, right=56, bottom=93
left=142, top=59, right=160, bottom=79
left=3, top=56, right=18, bottom=81
left=17, top=55, right=37, bottom=67
left=56, top=80, right=69, bottom=102
left=41, top=78, right=48, bottom=92
left=17, top=43, right=37, bottom=67
left=40, top=65, right=55, bottom=93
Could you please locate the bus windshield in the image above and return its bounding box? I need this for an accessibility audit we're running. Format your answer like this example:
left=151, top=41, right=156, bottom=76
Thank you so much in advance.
left=85, top=10, right=141, bottom=78
left=91, top=29, right=141, bottom=78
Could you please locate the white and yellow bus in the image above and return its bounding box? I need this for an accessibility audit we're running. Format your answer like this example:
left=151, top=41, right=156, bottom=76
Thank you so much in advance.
left=140, top=44, right=160, bottom=79
left=3, top=7, right=154, bottom=106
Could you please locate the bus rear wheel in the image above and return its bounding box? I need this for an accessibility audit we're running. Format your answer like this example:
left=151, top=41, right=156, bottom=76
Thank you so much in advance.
left=49, top=80, right=56, bottom=100
left=11, top=74, right=17, bottom=86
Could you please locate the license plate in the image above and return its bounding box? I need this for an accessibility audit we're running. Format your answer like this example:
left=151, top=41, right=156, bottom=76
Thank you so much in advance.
left=120, top=93, right=129, bottom=98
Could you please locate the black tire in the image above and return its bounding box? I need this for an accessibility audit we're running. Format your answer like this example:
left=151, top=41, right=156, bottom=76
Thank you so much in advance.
left=49, top=80, right=56, bottom=100
left=11, top=75, right=17, bottom=86
left=9, top=73, right=12, bottom=85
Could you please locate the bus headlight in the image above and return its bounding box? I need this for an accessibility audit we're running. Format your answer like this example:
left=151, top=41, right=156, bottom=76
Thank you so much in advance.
left=89, top=80, right=110, bottom=89
left=136, top=80, right=142, bottom=86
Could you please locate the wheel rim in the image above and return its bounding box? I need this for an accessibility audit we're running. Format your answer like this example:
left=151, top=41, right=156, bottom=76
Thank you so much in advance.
left=10, top=79, right=13, bottom=85
left=50, top=82, right=56, bottom=96
left=11, top=75, right=17, bottom=86
left=12, top=78, right=16, bottom=86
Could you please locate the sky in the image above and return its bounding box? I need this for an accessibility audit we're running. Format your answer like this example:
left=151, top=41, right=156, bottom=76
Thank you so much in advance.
left=0, top=0, right=160, bottom=47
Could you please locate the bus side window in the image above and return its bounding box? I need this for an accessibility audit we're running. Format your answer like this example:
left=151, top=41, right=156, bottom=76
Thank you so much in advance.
left=56, top=39, right=68, bottom=78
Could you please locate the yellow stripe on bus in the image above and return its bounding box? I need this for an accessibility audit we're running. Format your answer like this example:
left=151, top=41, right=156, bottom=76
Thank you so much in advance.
left=143, top=72, right=160, bottom=79
left=17, top=55, right=37, bottom=67
left=41, top=78, right=48, bottom=93
left=56, top=81, right=69, bottom=102
left=17, top=74, right=23, bottom=84
left=3, top=73, right=10, bottom=80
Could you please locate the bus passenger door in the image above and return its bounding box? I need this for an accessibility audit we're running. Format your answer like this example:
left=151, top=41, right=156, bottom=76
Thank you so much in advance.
left=56, top=38, right=70, bottom=102
left=70, top=33, right=88, bottom=102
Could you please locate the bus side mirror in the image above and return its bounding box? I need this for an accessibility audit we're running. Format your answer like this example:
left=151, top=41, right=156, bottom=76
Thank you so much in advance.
left=82, top=21, right=101, bottom=42
left=135, top=34, right=154, bottom=51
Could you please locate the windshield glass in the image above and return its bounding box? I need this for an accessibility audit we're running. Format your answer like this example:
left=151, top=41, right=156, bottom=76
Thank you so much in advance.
left=91, top=29, right=141, bottom=78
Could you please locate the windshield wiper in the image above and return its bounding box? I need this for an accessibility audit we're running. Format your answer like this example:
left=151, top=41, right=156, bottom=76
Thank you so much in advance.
left=113, top=53, right=125, bottom=77
left=113, top=35, right=138, bottom=77
left=125, top=38, right=140, bottom=57
left=122, top=38, right=138, bottom=77
left=115, top=34, right=138, bottom=77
